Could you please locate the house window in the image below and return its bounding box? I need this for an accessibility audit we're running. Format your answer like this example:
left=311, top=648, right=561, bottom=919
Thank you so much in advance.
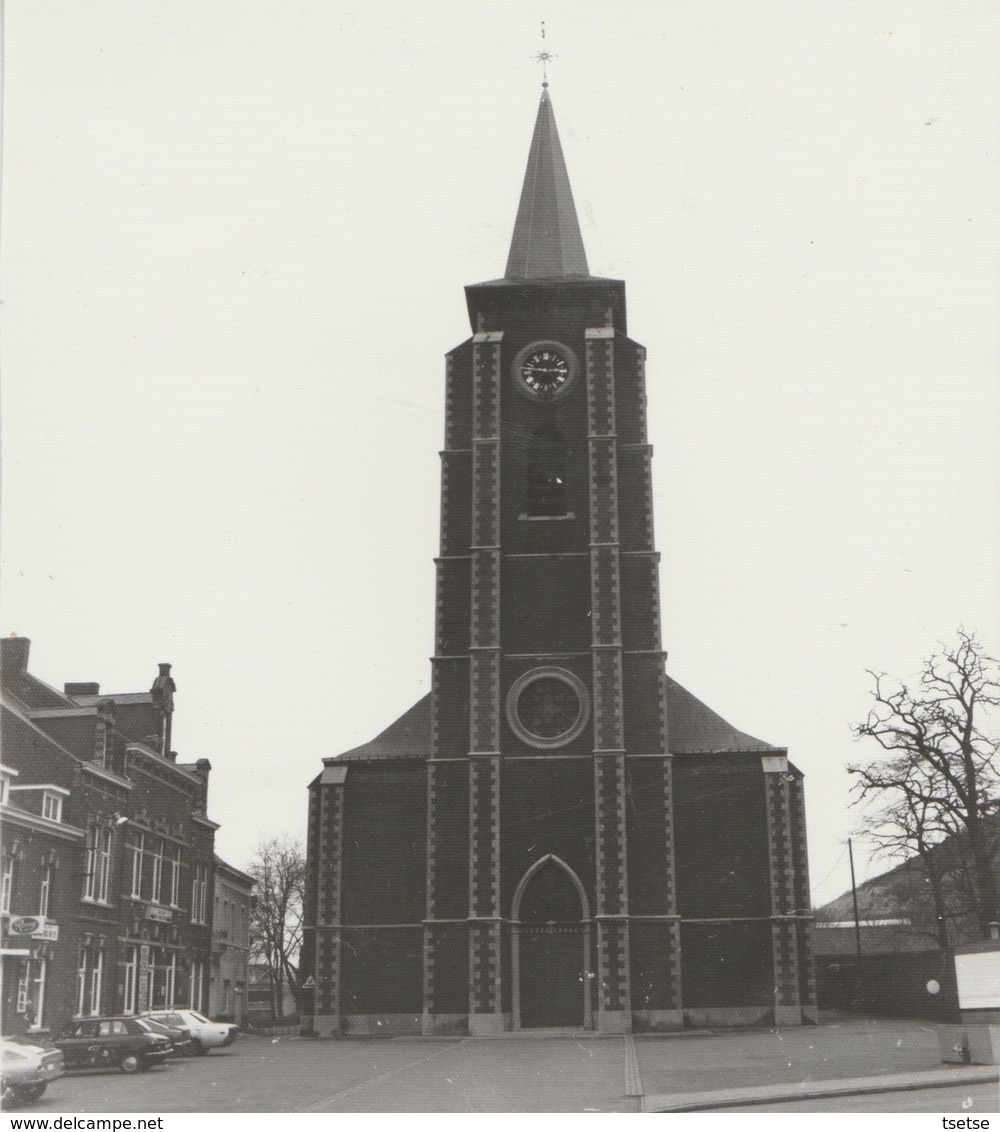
left=190, top=958, right=205, bottom=1013
left=165, top=951, right=177, bottom=1007
left=1, top=854, right=13, bottom=914
left=84, top=825, right=112, bottom=902
left=17, top=959, right=46, bottom=1029
left=192, top=863, right=208, bottom=923
left=39, top=864, right=52, bottom=917
left=149, top=948, right=177, bottom=1009
left=130, top=831, right=145, bottom=898
left=169, top=846, right=181, bottom=906
left=42, top=792, right=63, bottom=823
left=77, top=946, right=104, bottom=1016
left=16, top=963, right=30, bottom=1013
left=123, top=945, right=138, bottom=1015
left=523, top=422, right=570, bottom=518
left=150, top=839, right=164, bottom=903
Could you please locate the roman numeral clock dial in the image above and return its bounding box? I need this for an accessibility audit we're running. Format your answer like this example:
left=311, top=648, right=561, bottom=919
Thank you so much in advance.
left=512, top=341, right=579, bottom=400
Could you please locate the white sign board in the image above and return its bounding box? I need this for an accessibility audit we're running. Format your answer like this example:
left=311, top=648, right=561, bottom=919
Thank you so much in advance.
left=955, top=951, right=1000, bottom=1010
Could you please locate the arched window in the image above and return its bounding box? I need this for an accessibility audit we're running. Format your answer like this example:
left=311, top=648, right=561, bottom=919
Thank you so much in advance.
left=524, top=422, right=570, bottom=517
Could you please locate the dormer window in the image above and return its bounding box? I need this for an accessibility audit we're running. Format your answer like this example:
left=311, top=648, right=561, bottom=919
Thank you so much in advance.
left=8, top=782, right=69, bottom=822
left=0, top=766, right=17, bottom=806
left=42, top=792, right=63, bottom=823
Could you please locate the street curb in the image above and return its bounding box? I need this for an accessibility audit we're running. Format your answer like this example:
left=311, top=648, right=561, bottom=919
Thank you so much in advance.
left=643, top=1067, right=999, bottom=1112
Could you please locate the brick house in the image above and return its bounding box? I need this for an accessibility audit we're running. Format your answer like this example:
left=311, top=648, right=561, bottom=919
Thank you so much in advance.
left=1, top=637, right=217, bottom=1036
left=209, top=856, right=252, bottom=1025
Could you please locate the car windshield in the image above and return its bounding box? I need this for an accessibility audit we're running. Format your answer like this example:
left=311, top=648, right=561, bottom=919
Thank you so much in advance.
left=189, top=1012, right=209, bottom=1023
left=3, top=1049, right=26, bottom=1061
left=132, top=1018, right=155, bottom=1031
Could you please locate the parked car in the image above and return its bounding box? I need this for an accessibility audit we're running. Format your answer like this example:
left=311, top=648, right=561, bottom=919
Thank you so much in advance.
left=1, top=1038, right=65, bottom=1108
left=140, top=1010, right=238, bottom=1054
left=134, top=1017, right=193, bottom=1058
left=53, top=1016, right=171, bottom=1073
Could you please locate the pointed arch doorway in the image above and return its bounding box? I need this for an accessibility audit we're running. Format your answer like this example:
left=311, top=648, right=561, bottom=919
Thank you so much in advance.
left=511, top=855, right=593, bottom=1030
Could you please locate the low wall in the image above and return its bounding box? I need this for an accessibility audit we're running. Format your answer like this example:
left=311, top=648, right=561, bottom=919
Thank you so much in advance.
left=816, top=951, right=960, bottom=1022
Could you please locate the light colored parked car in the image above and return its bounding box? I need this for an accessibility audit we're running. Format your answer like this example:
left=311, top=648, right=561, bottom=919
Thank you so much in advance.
left=1, top=1038, right=65, bottom=1107
left=140, top=1010, right=238, bottom=1054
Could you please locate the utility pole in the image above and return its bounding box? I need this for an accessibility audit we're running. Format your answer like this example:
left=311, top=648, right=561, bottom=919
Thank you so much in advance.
left=848, top=837, right=863, bottom=1004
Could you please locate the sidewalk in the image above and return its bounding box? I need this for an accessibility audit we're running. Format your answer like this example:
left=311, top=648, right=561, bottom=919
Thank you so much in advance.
left=644, top=1066, right=997, bottom=1112
left=634, top=1015, right=998, bottom=1112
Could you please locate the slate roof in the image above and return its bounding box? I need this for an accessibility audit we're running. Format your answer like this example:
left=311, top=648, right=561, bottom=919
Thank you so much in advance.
left=326, top=678, right=775, bottom=763
left=333, top=695, right=432, bottom=762
left=1, top=669, right=73, bottom=712
left=0, top=701, right=86, bottom=766
left=666, top=679, right=777, bottom=754
left=504, top=87, right=589, bottom=280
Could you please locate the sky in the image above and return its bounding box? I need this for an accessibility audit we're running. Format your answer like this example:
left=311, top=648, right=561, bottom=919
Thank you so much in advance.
left=2, top=1, right=998, bottom=907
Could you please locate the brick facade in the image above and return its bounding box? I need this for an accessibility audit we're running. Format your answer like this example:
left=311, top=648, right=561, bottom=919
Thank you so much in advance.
left=1, top=639, right=218, bottom=1037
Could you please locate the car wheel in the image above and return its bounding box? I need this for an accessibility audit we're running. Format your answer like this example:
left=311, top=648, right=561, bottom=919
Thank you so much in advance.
left=119, top=1054, right=142, bottom=1074
left=17, top=1084, right=47, bottom=1103
left=1, top=1084, right=16, bottom=1111
left=192, top=1041, right=208, bottom=1055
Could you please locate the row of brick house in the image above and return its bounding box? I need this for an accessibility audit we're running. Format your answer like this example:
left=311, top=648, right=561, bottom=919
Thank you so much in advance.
left=1, top=636, right=251, bottom=1037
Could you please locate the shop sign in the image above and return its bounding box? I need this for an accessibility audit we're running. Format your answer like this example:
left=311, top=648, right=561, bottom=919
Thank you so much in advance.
left=7, top=916, right=59, bottom=940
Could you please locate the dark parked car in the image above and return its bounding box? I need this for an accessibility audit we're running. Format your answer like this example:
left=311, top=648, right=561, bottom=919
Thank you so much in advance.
left=135, top=1017, right=193, bottom=1057
left=53, top=1016, right=171, bottom=1074
left=140, top=1010, right=238, bottom=1054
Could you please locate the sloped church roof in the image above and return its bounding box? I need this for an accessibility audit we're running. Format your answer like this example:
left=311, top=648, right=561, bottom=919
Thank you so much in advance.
left=328, top=680, right=776, bottom=765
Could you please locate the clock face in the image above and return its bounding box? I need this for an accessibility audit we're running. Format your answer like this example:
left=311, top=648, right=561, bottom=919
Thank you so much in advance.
left=512, top=341, right=578, bottom=400
left=521, top=349, right=570, bottom=395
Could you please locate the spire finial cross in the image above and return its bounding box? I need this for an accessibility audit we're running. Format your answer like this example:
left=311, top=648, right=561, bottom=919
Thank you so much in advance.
left=535, top=20, right=556, bottom=87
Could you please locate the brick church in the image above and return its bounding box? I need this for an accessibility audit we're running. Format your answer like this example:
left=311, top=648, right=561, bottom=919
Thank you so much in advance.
left=301, top=86, right=816, bottom=1035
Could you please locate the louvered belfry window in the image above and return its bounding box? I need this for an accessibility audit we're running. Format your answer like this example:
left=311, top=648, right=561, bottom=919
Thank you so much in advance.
left=525, top=422, right=569, bottom=517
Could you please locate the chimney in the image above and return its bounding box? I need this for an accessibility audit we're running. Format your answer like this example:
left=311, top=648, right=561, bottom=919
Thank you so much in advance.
left=94, top=698, right=116, bottom=767
left=192, top=758, right=212, bottom=812
left=1, top=635, right=31, bottom=679
left=65, top=682, right=100, bottom=697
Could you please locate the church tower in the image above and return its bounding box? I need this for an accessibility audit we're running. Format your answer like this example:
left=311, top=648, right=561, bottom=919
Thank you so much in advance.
left=302, top=86, right=816, bottom=1037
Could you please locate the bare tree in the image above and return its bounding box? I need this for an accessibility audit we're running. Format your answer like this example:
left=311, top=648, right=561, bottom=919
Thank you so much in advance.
left=248, top=836, right=305, bottom=1018
left=849, top=629, right=1000, bottom=942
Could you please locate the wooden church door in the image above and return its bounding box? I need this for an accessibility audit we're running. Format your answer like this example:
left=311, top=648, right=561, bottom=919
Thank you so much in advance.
left=513, top=856, right=591, bottom=1029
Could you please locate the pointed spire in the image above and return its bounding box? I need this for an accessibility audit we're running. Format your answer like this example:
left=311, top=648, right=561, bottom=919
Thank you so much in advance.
left=505, top=88, right=590, bottom=280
